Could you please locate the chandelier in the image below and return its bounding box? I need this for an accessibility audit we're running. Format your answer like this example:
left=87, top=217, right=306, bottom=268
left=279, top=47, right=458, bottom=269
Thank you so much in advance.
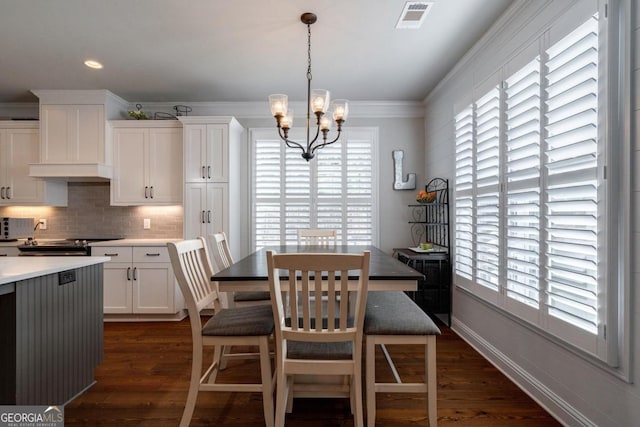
left=268, top=13, right=349, bottom=161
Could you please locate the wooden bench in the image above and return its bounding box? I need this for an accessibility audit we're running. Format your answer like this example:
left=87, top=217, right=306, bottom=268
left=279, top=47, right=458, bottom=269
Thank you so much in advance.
left=364, top=291, right=440, bottom=427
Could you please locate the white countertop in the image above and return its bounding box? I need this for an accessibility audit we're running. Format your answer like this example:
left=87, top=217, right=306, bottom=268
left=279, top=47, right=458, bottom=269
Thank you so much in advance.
left=89, top=238, right=182, bottom=247
left=0, top=256, right=110, bottom=285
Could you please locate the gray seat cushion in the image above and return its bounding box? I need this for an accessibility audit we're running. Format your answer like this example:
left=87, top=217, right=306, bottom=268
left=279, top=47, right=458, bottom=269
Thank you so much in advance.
left=202, top=304, right=274, bottom=337
left=287, top=340, right=353, bottom=360
left=364, top=292, right=441, bottom=336
left=234, top=291, right=271, bottom=302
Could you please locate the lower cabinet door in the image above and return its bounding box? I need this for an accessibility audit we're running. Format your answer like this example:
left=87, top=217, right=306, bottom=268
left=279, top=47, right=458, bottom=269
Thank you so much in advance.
left=133, top=263, right=176, bottom=313
left=103, top=262, right=134, bottom=313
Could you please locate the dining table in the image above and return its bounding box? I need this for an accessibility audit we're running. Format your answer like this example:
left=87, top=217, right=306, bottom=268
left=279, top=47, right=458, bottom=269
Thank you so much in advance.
left=210, top=244, right=425, bottom=401
left=211, top=244, right=424, bottom=293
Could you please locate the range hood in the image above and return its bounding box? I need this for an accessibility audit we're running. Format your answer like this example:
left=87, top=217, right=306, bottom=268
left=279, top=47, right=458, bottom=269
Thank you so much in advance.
left=29, top=162, right=112, bottom=181
left=28, top=90, right=128, bottom=181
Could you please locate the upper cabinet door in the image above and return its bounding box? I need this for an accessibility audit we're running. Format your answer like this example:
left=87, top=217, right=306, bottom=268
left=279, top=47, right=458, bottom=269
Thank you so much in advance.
left=183, top=124, right=228, bottom=183
left=183, top=124, right=207, bottom=183
left=111, top=127, right=147, bottom=205
left=148, top=127, right=182, bottom=204
left=40, top=104, right=105, bottom=163
left=206, top=125, right=228, bottom=183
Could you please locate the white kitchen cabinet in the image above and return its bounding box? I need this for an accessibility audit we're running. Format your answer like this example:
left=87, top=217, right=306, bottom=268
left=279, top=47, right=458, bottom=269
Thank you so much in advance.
left=178, top=117, right=243, bottom=260
left=0, top=122, right=67, bottom=206
left=184, top=182, right=228, bottom=240
left=183, top=124, right=228, bottom=183
left=92, top=245, right=179, bottom=315
left=110, top=121, right=183, bottom=205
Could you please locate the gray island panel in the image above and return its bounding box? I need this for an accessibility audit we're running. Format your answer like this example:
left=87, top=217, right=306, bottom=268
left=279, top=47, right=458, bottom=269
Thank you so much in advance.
left=0, top=262, right=104, bottom=405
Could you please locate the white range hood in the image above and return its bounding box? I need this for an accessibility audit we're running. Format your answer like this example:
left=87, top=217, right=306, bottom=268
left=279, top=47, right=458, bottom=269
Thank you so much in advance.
left=28, top=90, right=128, bottom=181
left=29, top=163, right=113, bottom=181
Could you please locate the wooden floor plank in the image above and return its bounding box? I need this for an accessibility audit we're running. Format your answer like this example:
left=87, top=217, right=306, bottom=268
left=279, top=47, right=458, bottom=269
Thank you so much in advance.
left=64, top=320, right=561, bottom=426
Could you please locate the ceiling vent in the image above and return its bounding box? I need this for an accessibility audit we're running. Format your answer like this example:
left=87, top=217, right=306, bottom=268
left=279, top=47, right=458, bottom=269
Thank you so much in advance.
left=395, top=1, right=433, bottom=29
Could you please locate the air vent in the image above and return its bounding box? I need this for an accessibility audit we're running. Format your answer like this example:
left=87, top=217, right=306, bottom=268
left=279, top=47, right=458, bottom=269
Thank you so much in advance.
left=396, top=1, right=433, bottom=29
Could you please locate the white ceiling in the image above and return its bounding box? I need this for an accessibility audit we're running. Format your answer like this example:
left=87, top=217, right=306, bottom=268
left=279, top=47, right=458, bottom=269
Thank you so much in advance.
left=0, top=0, right=514, bottom=104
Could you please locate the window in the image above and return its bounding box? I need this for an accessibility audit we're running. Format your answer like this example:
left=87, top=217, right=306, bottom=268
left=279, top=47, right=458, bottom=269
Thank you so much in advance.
left=453, top=14, right=606, bottom=358
left=251, top=128, right=378, bottom=248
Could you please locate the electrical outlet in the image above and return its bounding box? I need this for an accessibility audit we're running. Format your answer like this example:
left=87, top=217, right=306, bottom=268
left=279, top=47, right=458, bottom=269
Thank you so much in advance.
left=39, top=219, right=47, bottom=230
left=143, top=218, right=151, bottom=229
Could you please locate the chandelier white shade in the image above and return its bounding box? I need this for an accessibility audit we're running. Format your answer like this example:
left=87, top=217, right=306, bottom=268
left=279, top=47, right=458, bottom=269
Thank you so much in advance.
left=268, top=13, right=349, bottom=161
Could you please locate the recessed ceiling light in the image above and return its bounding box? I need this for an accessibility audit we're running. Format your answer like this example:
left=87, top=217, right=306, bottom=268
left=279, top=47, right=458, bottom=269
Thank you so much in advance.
left=84, top=60, right=103, bottom=69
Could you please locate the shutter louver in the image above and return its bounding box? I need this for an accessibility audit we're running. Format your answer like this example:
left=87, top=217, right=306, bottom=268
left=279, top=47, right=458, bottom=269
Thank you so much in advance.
left=505, top=58, right=541, bottom=308
left=544, top=15, right=599, bottom=334
left=474, top=88, right=501, bottom=292
left=454, top=106, right=474, bottom=280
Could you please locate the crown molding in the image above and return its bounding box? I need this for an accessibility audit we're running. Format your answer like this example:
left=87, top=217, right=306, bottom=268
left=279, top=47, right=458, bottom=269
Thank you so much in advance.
left=125, top=100, right=425, bottom=119
left=0, top=100, right=425, bottom=120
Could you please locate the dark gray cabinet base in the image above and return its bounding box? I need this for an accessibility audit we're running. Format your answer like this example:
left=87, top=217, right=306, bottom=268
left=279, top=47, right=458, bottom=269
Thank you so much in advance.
left=0, top=264, right=104, bottom=405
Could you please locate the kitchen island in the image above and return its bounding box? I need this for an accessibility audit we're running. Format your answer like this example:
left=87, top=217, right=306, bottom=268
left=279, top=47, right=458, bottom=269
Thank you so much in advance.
left=0, top=256, right=109, bottom=405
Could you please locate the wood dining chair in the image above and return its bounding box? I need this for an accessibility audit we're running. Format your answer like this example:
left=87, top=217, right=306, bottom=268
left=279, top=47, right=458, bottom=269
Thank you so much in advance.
left=266, top=250, right=370, bottom=427
left=167, top=237, right=275, bottom=427
left=208, top=232, right=271, bottom=307
left=296, top=228, right=338, bottom=246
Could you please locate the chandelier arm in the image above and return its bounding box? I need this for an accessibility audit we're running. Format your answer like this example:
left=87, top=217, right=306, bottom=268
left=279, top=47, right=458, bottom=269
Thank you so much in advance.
left=277, top=127, right=305, bottom=151
left=311, top=129, right=342, bottom=154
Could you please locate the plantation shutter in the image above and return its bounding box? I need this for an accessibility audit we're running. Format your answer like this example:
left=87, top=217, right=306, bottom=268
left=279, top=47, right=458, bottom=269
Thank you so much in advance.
left=454, top=105, right=474, bottom=283
left=504, top=57, right=542, bottom=318
left=252, top=128, right=377, bottom=249
left=345, top=131, right=375, bottom=244
left=254, top=137, right=282, bottom=247
left=544, top=15, right=600, bottom=342
left=474, top=87, right=501, bottom=293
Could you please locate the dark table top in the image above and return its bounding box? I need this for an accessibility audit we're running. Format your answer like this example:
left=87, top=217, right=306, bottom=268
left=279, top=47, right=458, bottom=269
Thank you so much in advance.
left=211, top=245, right=424, bottom=282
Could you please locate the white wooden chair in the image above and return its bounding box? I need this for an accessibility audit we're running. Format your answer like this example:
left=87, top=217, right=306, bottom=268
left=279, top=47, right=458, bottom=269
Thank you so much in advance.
left=208, top=232, right=271, bottom=307
left=167, top=237, right=275, bottom=427
left=296, top=228, right=338, bottom=246
left=266, top=250, right=370, bottom=427
left=364, top=291, right=440, bottom=426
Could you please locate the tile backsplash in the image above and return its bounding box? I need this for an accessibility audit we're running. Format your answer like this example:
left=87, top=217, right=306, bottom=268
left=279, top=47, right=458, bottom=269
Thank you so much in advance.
left=0, top=182, right=183, bottom=239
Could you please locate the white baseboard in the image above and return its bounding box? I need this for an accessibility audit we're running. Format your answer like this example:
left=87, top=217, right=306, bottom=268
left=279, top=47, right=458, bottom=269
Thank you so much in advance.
left=452, top=317, right=597, bottom=427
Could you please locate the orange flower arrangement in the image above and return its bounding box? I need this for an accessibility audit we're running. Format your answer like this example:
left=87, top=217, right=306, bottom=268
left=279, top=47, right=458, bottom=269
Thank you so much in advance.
left=416, top=190, right=436, bottom=203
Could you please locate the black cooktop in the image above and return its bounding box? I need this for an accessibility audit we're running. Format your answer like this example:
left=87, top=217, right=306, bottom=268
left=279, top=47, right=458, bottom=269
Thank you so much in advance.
left=18, top=238, right=123, bottom=254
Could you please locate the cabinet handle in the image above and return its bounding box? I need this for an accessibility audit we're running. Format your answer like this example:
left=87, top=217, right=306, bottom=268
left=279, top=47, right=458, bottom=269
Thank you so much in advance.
left=5, top=187, right=10, bottom=199
left=207, top=210, right=211, bottom=223
left=202, top=166, right=206, bottom=179
left=201, top=210, right=206, bottom=224
left=0, top=254, right=7, bottom=257
left=104, top=253, right=118, bottom=256
left=207, top=166, right=211, bottom=179
left=127, top=267, right=131, bottom=281
left=0, top=187, right=4, bottom=199
left=146, top=253, right=160, bottom=257
left=133, top=267, right=138, bottom=280
left=144, top=186, right=149, bottom=198
left=150, top=186, right=154, bottom=199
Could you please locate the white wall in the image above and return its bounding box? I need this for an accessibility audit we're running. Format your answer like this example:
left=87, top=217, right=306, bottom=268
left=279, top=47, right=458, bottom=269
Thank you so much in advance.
left=424, top=0, right=639, bottom=425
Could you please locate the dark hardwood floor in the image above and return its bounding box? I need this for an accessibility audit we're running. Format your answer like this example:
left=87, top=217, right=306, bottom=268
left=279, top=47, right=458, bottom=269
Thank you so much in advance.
left=65, top=319, right=561, bottom=426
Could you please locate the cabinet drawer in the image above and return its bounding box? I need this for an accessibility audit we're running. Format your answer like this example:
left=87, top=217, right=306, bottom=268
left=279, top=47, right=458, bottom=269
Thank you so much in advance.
left=133, top=246, right=170, bottom=263
left=92, top=246, right=133, bottom=261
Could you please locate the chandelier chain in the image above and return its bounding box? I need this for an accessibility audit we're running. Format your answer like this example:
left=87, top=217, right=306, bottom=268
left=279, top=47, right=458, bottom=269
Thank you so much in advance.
left=307, top=23, right=312, bottom=81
